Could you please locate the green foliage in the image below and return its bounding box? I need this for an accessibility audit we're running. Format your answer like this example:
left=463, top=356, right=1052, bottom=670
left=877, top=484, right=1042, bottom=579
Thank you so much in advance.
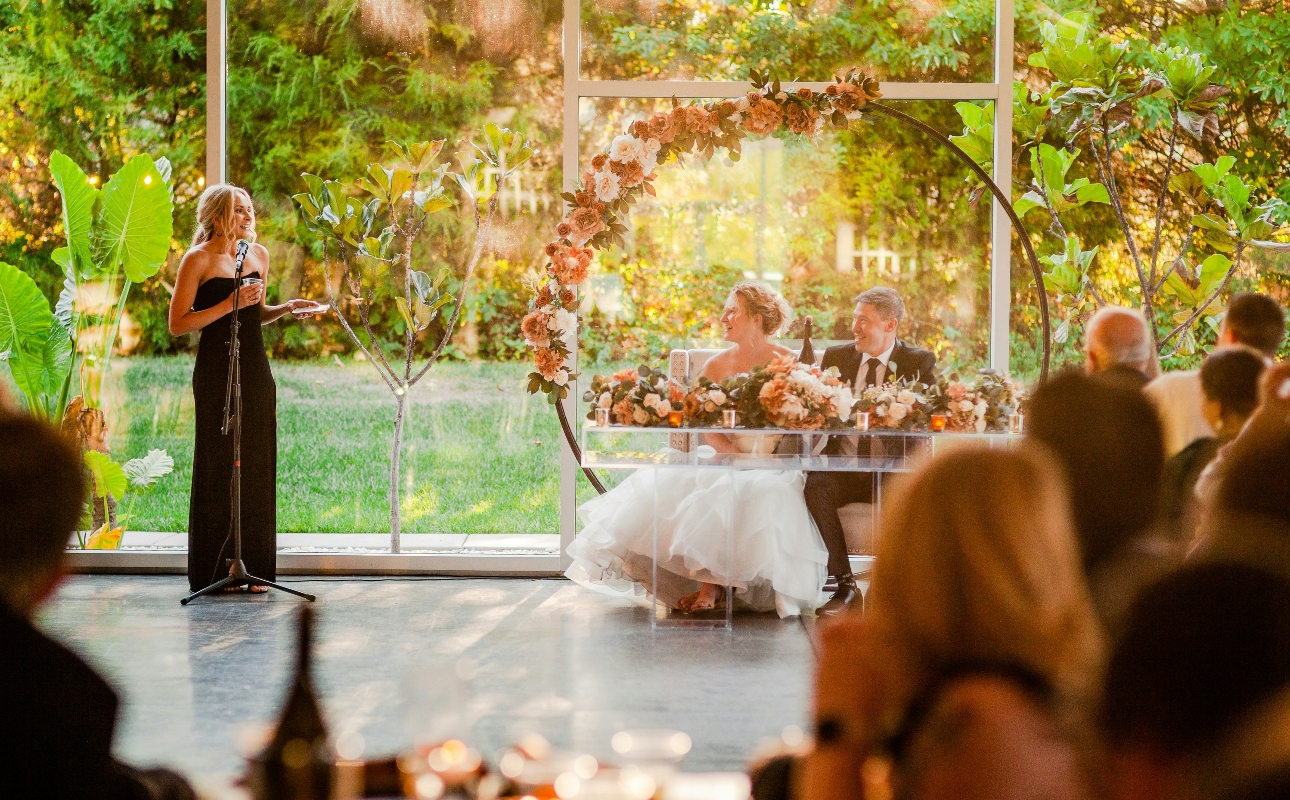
left=84, top=450, right=128, bottom=500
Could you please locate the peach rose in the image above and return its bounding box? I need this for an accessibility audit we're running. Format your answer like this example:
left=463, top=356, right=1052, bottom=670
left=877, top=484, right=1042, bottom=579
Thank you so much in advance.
left=744, top=96, right=783, bottom=135
left=785, top=102, right=819, bottom=134
left=610, top=158, right=645, bottom=188
left=534, top=347, right=565, bottom=380
left=523, top=310, right=552, bottom=348
left=612, top=397, right=633, bottom=425
left=685, top=105, right=716, bottom=135
left=560, top=289, right=577, bottom=309
left=565, top=207, right=604, bottom=245
left=556, top=222, right=571, bottom=238
left=535, top=283, right=555, bottom=309
left=796, top=87, right=813, bottom=100
left=552, top=251, right=590, bottom=286
left=649, top=112, right=681, bottom=144
left=591, top=153, right=608, bottom=171
left=630, top=120, right=650, bottom=139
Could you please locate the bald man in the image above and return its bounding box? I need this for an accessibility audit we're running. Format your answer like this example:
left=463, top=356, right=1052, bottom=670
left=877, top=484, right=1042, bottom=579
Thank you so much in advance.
left=1085, top=307, right=1155, bottom=390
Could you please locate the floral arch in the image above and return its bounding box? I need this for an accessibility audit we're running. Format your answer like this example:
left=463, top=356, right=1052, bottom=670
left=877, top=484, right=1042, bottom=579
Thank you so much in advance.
left=520, top=69, right=1050, bottom=490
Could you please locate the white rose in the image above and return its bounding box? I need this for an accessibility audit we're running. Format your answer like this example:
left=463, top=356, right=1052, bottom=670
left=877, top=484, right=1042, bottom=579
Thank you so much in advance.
left=974, top=399, right=989, bottom=419
left=598, top=392, right=612, bottom=408
left=957, top=399, right=975, bottom=414
left=638, top=152, right=657, bottom=176
left=609, top=134, right=644, bottom=163
left=553, top=369, right=569, bottom=386
left=642, top=138, right=661, bottom=157
left=897, top=389, right=917, bottom=406
left=877, top=391, right=895, bottom=405
left=593, top=169, right=621, bottom=202
left=644, top=392, right=662, bottom=410
left=709, top=389, right=726, bottom=405
left=887, top=402, right=909, bottom=422
left=632, top=407, right=649, bottom=425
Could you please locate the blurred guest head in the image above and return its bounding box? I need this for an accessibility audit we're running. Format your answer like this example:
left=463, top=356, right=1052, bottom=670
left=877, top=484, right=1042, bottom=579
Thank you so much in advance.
left=868, top=445, right=1102, bottom=707
left=1194, top=426, right=1290, bottom=580
left=1102, top=563, right=1290, bottom=800
left=0, top=381, right=17, bottom=415
left=1217, top=293, right=1286, bottom=358
left=1085, top=306, right=1155, bottom=384
left=1200, top=347, right=1266, bottom=438
left=1028, top=370, right=1165, bottom=573
left=0, top=415, right=86, bottom=617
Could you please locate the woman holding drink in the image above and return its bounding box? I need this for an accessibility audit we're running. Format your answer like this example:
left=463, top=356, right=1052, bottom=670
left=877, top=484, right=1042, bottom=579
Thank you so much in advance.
left=168, top=184, right=326, bottom=593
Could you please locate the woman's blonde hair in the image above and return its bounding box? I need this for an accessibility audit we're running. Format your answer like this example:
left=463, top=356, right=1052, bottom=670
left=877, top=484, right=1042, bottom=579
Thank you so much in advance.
left=191, top=184, right=256, bottom=247
left=730, top=280, right=792, bottom=336
left=865, top=445, right=1103, bottom=712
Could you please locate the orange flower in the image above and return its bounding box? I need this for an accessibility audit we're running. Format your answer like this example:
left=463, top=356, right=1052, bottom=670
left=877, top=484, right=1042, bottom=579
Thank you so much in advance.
left=534, top=347, right=564, bottom=380
left=535, top=283, right=555, bottom=308
left=669, top=384, right=684, bottom=404
left=785, top=102, right=819, bottom=135
left=612, top=397, right=633, bottom=425
left=560, top=289, right=577, bottom=309
left=610, top=158, right=645, bottom=188
left=685, top=105, right=716, bottom=135
left=565, top=207, right=604, bottom=245
left=552, top=250, right=590, bottom=285
left=522, top=311, right=551, bottom=348
left=796, top=87, right=813, bottom=100
left=649, top=112, right=681, bottom=144
left=556, top=222, right=571, bottom=238
left=744, top=96, right=783, bottom=135
left=591, top=153, right=608, bottom=171
left=613, top=368, right=639, bottom=382
left=630, top=120, right=650, bottom=139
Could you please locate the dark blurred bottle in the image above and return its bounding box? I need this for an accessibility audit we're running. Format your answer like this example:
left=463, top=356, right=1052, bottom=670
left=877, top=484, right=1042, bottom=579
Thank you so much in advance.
left=249, top=605, right=333, bottom=800
left=799, top=317, right=815, bottom=365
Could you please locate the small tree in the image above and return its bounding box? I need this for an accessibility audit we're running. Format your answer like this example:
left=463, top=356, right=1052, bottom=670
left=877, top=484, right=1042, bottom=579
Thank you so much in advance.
left=293, top=128, right=533, bottom=551
left=953, top=15, right=1289, bottom=359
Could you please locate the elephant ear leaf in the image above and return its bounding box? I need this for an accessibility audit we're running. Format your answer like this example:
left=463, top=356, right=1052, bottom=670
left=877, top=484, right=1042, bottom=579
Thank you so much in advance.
left=49, top=151, right=99, bottom=278
left=84, top=450, right=128, bottom=499
left=9, top=321, right=73, bottom=419
left=51, top=249, right=78, bottom=330
left=95, top=154, right=174, bottom=283
left=0, top=262, right=54, bottom=357
left=123, top=449, right=175, bottom=489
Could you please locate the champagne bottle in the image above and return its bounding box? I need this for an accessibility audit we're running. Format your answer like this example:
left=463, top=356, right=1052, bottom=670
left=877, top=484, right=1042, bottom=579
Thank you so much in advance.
left=799, top=317, right=815, bottom=365
left=250, top=605, right=333, bottom=800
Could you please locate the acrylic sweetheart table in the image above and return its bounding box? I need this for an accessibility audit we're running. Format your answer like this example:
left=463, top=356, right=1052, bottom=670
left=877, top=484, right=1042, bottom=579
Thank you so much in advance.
left=581, top=425, right=1021, bottom=630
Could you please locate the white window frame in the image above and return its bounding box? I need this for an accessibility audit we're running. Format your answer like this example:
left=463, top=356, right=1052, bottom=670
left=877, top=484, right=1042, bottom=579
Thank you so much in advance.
left=205, top=0, right=1015, bottom=564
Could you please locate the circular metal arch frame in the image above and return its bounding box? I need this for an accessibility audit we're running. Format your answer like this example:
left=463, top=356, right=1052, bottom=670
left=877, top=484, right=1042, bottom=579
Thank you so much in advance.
left=559, top=100, right=1053, bottom=495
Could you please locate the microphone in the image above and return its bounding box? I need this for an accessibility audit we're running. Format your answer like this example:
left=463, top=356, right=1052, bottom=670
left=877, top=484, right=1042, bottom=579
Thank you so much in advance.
left=233, top=239, right=250, bottom=279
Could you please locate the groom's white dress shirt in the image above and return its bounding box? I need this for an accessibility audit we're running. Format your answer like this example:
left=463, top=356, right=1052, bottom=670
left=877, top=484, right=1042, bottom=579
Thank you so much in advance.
left=839, top=342, right=897, bottom=457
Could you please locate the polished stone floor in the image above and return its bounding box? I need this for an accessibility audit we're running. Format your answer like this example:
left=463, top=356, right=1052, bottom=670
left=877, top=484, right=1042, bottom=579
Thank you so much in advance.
left=38, top=576, right=815, bottom=783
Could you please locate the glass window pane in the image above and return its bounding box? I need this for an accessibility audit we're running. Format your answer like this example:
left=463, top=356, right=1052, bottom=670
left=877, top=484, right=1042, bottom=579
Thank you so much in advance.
left=575, top=97, right=994, bottom=430
left=227, top=0, right=565, bottom=534
left=580, top=1, right=995, bottom=83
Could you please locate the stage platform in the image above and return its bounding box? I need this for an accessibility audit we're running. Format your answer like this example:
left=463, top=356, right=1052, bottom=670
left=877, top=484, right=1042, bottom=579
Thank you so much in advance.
left=39, top=575, right=815, bottom=786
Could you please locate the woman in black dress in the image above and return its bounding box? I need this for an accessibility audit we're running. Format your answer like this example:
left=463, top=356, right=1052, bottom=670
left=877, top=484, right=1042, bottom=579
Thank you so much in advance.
left=168, top=185, right=323, bottom=592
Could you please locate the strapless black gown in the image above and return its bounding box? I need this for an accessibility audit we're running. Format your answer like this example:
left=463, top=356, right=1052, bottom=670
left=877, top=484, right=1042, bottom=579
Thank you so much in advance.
left=187, top=276, right=277, bottom=591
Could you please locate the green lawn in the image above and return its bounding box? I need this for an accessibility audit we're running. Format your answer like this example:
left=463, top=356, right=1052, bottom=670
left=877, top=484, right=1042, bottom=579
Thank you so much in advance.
left=101, top=356, right=563, bottom=533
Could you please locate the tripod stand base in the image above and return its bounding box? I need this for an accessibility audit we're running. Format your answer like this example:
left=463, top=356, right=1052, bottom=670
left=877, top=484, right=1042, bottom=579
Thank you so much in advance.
left=181, top=559, right=316, bottom=605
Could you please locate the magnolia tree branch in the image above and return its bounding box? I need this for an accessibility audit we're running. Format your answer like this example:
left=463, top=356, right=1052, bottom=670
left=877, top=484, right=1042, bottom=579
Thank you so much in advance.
left=1148, top=116, right=1181, bottom=291
left=322, top=243, right=398, bottom=393
left=409, top=189, right=501, bottom=387
left=1152, top=223, right=1198, bottom=296
left=1159, top=243, right=1245, bottom=355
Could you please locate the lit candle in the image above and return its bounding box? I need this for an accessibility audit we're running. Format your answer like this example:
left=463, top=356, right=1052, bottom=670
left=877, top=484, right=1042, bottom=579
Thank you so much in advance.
left=668, top=410, right=682, bottom=428
left=855, top=411, right=871, bottom=432
left=930, top=413, right=947, bottom=432
left=595, top=407, right=611, bottom=426
left=1008, top=412, right=1024, bottom=434
left=722, top=409, right=738, bottom=429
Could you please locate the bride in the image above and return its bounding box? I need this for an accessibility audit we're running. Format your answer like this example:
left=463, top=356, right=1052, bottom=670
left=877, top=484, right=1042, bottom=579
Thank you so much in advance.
left=566, top=281, right=830, bottom=618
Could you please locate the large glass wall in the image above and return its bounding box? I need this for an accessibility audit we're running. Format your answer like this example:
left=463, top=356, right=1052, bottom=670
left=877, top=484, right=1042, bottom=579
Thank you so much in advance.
left=224, top=0, right=566, bottom=533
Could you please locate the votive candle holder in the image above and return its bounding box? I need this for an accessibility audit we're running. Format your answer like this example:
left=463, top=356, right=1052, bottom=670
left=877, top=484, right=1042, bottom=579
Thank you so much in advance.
left=595, top=407, right=611, bottom=426
left=722, top=409, right=738, bottom=429
left=855, top=411, right=871, bottom=432
left=1008, top=412, right=1024, bottom=434
left=930, top=413, right=947, bottom=432
left=668, top=410, right=683, bottom=428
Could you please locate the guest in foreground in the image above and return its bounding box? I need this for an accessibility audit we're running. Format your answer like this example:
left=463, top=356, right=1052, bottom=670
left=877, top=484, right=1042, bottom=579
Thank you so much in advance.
left=798, top=446, right=1102, bottom=800
left=1027, top=370, right=1177, bottom=635
left=168, top=184, right=323, bottom=593
left=1160, top=347, right=1265, bottom=539
left=1102, top=562, right=1290, bottom=800
left=804, top=286, right=935, bottom=615
left=0, top=415, right=195, bottom=799
left=567, top=281, right=830, bottom=617
left=1084, top=306, right=1156, bottom=389
left=1145, top=292, right=1285, bottom=457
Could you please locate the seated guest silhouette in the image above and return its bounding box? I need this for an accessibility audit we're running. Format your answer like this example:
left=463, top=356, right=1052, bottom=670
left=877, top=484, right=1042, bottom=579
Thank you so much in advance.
left=1083, top=306, right=1156, bottom=390
left=804, top=287, right=935, bottom=615
left=0, top=414, right=194, bottom=800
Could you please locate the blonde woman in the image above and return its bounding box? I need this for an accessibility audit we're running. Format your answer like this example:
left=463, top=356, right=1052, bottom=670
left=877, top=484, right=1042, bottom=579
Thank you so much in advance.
left=168, top=185, right=322, bottom=593
left=798, top=446, right=1103, bottom=800
left=566, top=281, right=831, bottom=617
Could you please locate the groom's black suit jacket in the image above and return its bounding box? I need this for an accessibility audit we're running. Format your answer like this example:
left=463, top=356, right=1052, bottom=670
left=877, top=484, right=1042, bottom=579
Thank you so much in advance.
left=817, top=339, right=937, bottom=458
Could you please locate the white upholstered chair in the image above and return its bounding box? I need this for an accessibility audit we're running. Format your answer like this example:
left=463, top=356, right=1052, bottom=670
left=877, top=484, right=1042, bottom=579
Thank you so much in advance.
left=667, top=348, right=877, bottom=557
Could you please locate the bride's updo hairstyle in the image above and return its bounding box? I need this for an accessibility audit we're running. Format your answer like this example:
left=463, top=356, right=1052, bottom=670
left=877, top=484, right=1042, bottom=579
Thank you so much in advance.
left=730, top=281, right=792, bottom=336
left=191, top=184, right=256, bottom=247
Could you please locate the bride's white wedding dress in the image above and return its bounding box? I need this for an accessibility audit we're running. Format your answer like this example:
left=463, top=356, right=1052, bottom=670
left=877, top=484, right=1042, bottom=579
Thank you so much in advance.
left=565, top=435, right=830, bottom=618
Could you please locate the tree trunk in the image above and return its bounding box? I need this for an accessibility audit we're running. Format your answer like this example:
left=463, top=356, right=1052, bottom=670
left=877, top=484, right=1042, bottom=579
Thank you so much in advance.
left=389, top=392, right=406, bottom=553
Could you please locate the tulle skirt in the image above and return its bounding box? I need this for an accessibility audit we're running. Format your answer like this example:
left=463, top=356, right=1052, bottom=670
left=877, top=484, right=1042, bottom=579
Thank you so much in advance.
left=566, top=468, right=829, bottom=617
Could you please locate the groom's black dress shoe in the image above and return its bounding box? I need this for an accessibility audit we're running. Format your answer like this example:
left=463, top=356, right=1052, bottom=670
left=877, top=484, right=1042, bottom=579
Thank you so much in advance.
left=818, top=574, right=859, bottom=616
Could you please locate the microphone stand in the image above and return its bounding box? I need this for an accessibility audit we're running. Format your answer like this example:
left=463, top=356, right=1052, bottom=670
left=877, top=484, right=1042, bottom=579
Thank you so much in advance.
left=183, top=240, right=315, bottom=605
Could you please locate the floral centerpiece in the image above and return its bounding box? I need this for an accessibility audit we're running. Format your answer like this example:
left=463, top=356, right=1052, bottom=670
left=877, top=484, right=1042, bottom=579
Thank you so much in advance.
left=733, top=354, right=856, bottom=430
left=855, top=379, right=936, bottom=431
left=583, top=366, right=685, bottom=427
left=682, top=376, right=737, bottom=427
left=932, top=370, right=1026, bottom=433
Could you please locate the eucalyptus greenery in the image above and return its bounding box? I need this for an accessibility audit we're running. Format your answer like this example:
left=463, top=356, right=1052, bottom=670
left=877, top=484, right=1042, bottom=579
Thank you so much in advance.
left=293, top=127, right=533, bottom=550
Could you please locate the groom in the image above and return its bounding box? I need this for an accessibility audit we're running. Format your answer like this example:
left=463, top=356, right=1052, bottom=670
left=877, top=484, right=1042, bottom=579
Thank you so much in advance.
left=806, top=287, right=936, bottom=615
